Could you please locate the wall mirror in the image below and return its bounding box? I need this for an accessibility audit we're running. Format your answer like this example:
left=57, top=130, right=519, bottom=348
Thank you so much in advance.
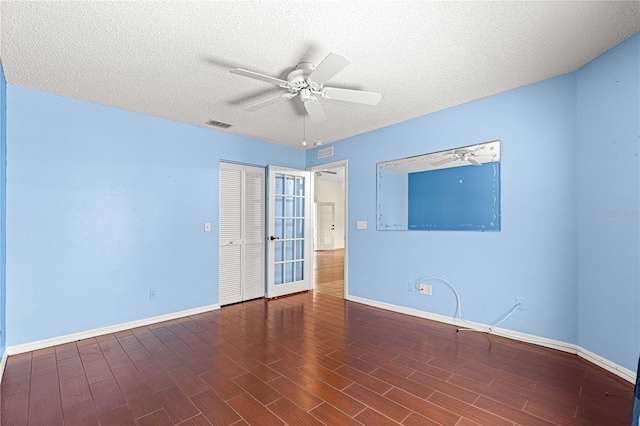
left=376, top=140, right=501, bottom=231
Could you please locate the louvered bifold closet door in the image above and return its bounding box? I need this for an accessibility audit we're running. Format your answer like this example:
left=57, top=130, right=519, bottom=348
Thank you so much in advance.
left=219, top=162, right=266, bottom=306
left=243, top=167, right=265, bottom=300
left=219, top=163, right=243, bottom=305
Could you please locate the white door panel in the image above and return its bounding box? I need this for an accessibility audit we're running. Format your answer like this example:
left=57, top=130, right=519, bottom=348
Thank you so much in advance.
left=219, top=162, right=265, bottom=305
left=219, top=244, right=242, bottom=305
left=267, top=166, right=311, bottom=298
left=316, top=202, right=335, bottom=250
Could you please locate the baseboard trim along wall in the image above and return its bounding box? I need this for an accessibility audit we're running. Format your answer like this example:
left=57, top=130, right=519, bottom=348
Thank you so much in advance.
left=6, top=304, right=221, bottom=356
left=0, top=349, right=8, bottom=384
left=346, top=295, right=636, bottom=384
left=576, top=346, right=636, bottom=384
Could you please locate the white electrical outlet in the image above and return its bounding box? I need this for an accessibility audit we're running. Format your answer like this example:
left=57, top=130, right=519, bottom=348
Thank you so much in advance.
left=408, top=281, right=416, bottom=292
left=419, top=284, right=432, bottom=295
left=149, top=288, right=157, bottom=299
left=516, top=297, right=525, bottom=310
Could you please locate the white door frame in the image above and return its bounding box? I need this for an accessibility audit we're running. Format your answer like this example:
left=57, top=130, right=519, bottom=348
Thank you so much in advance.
left=307, top=160, right=348, bottom=298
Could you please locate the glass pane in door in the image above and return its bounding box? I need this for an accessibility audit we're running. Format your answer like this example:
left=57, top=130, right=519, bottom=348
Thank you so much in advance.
left=295, top=261, right=303, bottom=281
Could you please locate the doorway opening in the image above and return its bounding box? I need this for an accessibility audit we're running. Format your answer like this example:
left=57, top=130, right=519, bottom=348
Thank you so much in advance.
left=309, top=161, right=347, bottom=298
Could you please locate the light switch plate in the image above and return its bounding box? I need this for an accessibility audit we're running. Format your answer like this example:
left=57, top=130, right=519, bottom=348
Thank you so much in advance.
left=357, top=221, right=367, bottom=230
left=204, top=222, right=211, bottom=232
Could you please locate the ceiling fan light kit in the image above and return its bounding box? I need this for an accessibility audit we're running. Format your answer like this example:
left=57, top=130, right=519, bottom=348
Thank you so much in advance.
left=230, top=52, right=381, bottom=123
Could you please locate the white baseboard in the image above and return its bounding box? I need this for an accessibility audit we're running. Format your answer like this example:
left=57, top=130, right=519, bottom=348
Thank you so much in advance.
left=0, top=349, right=7, bottom=383
left=6, top=304, right=220, bottom=356
left=577, top=346, right=636, bottom=383
left=488, top=325, right=577, bottom=354
left=346, top=295, right=636, bottom=384
left=347, top=294, right=480, bottom=330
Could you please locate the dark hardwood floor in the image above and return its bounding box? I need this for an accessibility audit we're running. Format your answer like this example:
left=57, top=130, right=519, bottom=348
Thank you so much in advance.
left=313, top=248, right=344, bottom=298
left=1, top=291, right=634, bottom=425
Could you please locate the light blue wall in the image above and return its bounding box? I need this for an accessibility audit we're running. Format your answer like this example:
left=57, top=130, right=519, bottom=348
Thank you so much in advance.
left=309, top=74, right=579, bottom=345
left=0, top=62, right=7, bottom=355
left=576, top=34, right=640, bottom=370
left=308, top=33, right=640, bottom=372
left=5, top=86, right=304, bottom=346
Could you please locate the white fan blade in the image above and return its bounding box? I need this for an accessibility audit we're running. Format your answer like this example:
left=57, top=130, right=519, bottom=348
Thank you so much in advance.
left=245, top=93, right=297, bottom=111
left=304, top=98, right=327, bottom=122
left=322, top=87, right=381, bottom=105
left=432, top=157, right=456, bottom=166
left=230, top=69, right=289, bottom=87
left=455, top=146, right=483, bottom=154
left=308, top=52, right=350, bottom=85
left=468, top=158, right=482, bottom=166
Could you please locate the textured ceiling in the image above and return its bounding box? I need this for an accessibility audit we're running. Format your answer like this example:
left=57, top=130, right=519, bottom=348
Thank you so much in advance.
left=1, top=1, right=639, bottom=149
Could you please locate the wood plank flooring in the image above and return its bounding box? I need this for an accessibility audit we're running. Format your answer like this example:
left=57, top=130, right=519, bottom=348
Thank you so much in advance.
left=1, top=292, right=634, bottom=425
left=313, top=249, right=344, bottom=298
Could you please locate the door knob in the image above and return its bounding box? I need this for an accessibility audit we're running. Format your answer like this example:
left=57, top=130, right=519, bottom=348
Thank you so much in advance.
left=270, top=236, right=280, bottom=240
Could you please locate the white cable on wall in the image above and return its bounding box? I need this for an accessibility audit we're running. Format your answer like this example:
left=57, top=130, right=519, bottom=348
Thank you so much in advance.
left=416, top=276, right=463, bottom=319
left=416, top=276, right=521, bottom=334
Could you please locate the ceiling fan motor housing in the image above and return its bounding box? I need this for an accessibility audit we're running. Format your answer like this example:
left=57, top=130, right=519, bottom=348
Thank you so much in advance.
left=287, top=63, right=315, bottom=91
left=287, top=63, right=325, bottom=97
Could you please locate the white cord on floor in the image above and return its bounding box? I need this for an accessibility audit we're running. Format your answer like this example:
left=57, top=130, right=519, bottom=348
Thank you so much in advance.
left=414, top=277, right=582, bottom=351
left=457, top=302, right=521, bottom=333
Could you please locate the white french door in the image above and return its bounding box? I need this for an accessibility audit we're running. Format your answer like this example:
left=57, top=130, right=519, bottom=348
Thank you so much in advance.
left=267, top=166, right=312, bottom=298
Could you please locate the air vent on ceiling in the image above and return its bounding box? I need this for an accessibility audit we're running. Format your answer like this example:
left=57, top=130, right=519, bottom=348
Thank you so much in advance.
left=318, top=146, right=334, bottom=159
left=205, top=119, right=233, bottom=129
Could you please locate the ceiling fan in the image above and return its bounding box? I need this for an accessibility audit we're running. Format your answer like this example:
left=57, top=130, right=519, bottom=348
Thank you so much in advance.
left=230, top=52, right=381, bottom=122
left=432, top=146, right=485, bottom=167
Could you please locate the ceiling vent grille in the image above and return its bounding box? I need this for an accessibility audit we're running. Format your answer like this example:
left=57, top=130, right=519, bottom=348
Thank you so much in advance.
left=206, top=119, right=233, bottom=129
left=318, top=146, right=334, bottom=159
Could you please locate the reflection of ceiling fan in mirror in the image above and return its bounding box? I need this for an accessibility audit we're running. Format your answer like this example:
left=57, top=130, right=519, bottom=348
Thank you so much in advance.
left=432, top=146, right=485, bottom=167
left=315, top=170, right=337, bottom=177
left=230, top=52, right=382, bottom=122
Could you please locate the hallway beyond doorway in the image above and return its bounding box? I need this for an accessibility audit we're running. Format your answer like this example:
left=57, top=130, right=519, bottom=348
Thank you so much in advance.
left=313, top=249, right=344, bottom=298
